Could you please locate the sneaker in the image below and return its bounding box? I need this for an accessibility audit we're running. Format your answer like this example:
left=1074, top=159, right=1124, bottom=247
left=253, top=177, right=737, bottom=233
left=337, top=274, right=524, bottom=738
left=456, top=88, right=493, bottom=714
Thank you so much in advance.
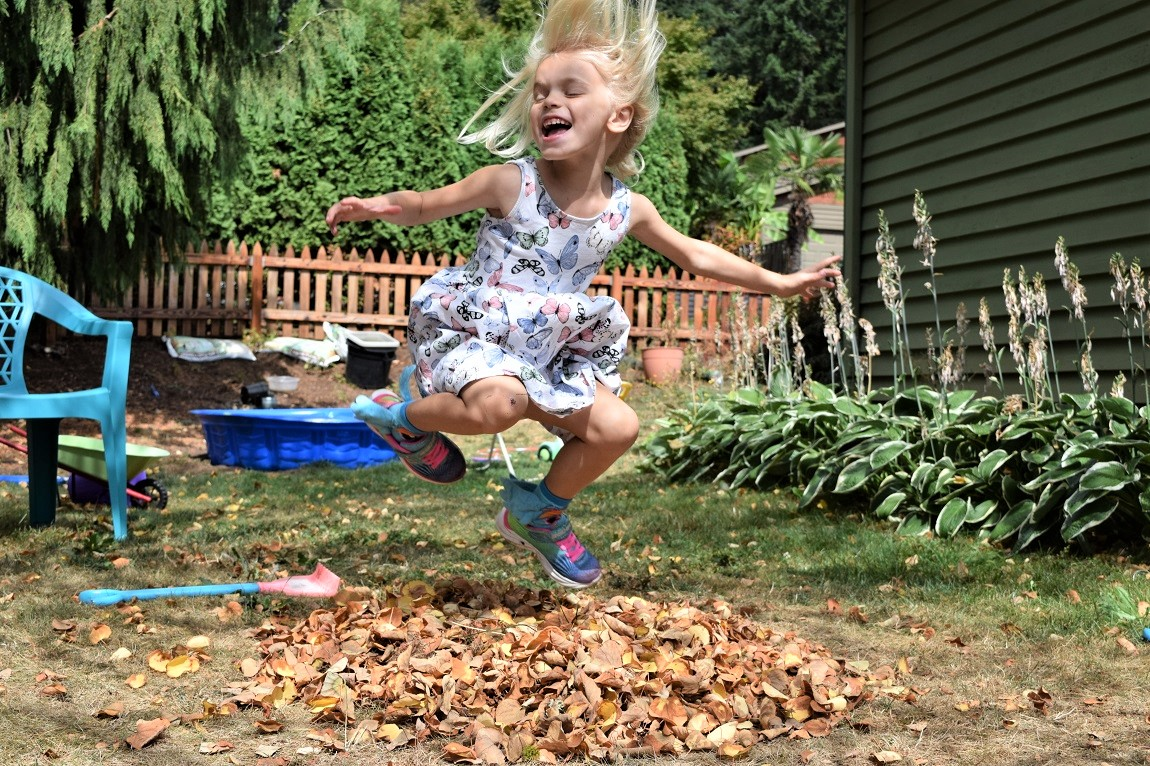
left=495, top=477, right=602, bottom=588
left=357, top=389, right=467, bottom=484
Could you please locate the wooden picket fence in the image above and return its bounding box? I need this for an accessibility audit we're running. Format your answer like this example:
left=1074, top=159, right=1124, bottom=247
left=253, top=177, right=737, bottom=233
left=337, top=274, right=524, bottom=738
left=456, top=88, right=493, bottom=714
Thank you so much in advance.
left=80, top=241, right=771, bottom=352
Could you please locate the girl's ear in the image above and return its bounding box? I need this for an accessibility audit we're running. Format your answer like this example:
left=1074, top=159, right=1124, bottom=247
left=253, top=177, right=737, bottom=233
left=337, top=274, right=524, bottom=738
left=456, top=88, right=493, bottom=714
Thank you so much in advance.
left=607, top=104, right=634, bottom=135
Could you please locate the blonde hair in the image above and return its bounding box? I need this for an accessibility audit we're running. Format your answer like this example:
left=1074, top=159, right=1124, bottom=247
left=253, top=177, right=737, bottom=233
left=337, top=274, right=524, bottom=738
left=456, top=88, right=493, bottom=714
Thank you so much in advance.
left=459, top=0, right=664, bottom=179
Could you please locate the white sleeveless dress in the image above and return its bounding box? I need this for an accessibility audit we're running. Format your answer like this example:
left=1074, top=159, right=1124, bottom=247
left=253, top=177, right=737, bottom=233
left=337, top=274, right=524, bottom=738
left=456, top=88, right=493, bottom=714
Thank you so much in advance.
left=407, top=157, right=631, bottom=419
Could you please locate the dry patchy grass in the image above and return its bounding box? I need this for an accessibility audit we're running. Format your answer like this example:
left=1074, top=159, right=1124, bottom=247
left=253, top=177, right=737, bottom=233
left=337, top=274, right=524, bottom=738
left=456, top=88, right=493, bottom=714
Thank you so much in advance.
left=0, top=376, right=1148, bottom=765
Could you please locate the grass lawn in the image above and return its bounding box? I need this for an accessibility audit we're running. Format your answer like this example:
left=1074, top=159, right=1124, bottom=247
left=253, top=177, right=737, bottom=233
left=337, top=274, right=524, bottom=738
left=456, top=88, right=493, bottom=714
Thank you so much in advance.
left=1, top=381, right=1148, bottom=765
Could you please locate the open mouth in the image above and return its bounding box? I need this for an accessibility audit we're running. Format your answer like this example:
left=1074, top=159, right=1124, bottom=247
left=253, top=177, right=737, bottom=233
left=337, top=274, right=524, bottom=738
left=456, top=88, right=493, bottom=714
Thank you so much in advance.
left=542, top=118, right=571, bottom=138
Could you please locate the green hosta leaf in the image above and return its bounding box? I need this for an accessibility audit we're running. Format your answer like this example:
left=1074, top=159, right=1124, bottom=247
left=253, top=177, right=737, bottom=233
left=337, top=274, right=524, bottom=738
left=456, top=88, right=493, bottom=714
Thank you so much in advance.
left=897, top=513, right=931, bottom=536
left=1077, top=461, right=1137, bottom=492
left=873, top=492, right=907, bottom=520
left=974, top=449, right=1011, bottom=482
left=1020, top=443, right=1055, bottom=466
left=910, top=462, right=936, bottom=494
left=870, top=440, right=913, bottom=470
left=967, top=499, right=999, bottom=524
left=833, top=457, right=872, bottom=494
left=1100, top=395, right=1137, bottom=420
left=1060, top=392, right=1096, bottom=411
left=1061, top=496, right=1119, bottom=542
left=945, top=389, right=979, bottom=411
left=830, top=397, right=869, bottom=417
left=799, top=464, right=836, bottom=509
left=806, top=380, right=836, bottom=401
left=729, top=388, right=767, bottom=407
left=935, top=497, right=970, bottom=537
left=988, top=500, right=1035, bottom=543
left=927, top=462, right=958, bottom=498
left=1014, top=515, right=1057, bottom=551
left=1021, top=463, right=1088, bottom=492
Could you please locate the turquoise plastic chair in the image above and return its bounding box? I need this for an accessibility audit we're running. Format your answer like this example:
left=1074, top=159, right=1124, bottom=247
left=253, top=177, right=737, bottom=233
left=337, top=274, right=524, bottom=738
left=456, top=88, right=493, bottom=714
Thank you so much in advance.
left=0, top=267, right=134, bottom=539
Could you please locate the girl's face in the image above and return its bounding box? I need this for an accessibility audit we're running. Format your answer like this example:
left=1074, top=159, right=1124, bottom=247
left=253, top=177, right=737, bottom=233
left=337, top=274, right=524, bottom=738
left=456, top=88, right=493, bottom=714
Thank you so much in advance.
left=530, top=52, right=633, bottom=165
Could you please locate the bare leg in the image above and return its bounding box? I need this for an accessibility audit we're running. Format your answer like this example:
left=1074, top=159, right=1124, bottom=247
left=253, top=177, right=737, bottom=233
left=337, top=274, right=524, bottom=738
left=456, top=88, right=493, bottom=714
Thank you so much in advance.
left=401, top=376, right=638, bottom=498
left=526, top=381, right=639, bottom=498
left=401, top=377, right=530, bottom=435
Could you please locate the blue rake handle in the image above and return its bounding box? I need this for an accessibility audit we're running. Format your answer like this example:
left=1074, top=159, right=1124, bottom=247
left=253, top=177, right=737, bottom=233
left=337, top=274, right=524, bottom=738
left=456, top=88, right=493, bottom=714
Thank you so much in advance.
left=80, top=582, right=260, bottom=606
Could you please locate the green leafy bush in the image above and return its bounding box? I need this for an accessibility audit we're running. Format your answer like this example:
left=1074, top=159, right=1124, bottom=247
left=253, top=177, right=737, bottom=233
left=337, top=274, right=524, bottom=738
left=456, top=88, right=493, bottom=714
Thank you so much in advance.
left=645, top=383, right=1150, bottom=550
left=645, top=192, right=1150, bottom=551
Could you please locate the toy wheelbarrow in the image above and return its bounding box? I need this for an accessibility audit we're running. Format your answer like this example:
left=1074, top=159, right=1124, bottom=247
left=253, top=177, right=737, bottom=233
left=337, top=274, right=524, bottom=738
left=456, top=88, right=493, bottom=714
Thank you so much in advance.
left=0, top=428, right=170, bottom=509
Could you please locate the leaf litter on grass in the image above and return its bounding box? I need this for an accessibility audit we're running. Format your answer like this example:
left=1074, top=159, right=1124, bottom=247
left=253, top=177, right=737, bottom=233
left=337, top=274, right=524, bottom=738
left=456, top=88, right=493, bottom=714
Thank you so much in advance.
left=220, top=577, right=908, bottom=762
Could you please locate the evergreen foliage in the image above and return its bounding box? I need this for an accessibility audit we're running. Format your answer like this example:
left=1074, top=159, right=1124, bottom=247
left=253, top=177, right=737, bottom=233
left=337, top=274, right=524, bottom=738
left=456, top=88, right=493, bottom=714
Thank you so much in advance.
left=655, top=0, right=846, bottom=135
left=208, top=0, right=695, bottom=270
left=0, top=0, right=362, bottom=295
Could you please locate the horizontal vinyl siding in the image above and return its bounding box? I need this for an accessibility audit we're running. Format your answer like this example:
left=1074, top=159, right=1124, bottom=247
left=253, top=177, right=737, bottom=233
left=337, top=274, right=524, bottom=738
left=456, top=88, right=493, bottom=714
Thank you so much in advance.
left=849, top=0, right=1150, bottom=392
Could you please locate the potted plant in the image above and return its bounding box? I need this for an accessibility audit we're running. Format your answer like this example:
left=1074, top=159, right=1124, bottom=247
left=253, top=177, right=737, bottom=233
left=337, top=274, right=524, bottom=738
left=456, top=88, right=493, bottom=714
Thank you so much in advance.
left=641, top=296, right=684, bottom=384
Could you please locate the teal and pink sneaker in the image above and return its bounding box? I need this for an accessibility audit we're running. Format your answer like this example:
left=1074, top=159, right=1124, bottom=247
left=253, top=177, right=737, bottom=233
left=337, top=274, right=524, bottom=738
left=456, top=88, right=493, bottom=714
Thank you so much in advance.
left=353, top=389, right=466, bottom=484
left=495, top=476, right=602, bottom=588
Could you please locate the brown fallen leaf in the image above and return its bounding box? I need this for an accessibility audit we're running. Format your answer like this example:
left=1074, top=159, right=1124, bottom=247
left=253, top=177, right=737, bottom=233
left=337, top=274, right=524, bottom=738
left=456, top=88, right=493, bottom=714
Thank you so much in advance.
left=93, top=701, right=125, bottom=719
left=442, top=742, right=479, bottom=763
left=1027, top=687, right=1053, bottom=715
left=223, top=578, right=896, bottom=761
left=125, top=718, right=171, bottom=750
left=89, top=623, right=112, bottom=645
left=872, top=751, right=902, bottom=763
left=473, top=727, right=507, bottom=765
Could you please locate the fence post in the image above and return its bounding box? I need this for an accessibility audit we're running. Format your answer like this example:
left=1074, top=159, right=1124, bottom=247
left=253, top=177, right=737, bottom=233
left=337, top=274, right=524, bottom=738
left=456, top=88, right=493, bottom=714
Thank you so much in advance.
left=251, top=241, right=264, bottom=336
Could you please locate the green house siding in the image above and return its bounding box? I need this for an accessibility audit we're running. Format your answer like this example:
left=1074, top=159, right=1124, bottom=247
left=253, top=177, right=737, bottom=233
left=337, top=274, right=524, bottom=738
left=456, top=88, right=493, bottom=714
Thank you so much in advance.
left=846, top=0, right=1150, bottom=392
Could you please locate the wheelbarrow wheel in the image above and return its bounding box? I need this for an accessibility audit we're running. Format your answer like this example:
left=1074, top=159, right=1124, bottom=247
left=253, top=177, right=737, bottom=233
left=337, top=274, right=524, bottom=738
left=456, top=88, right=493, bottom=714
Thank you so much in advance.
left=131, top=477, right=169, bottom=510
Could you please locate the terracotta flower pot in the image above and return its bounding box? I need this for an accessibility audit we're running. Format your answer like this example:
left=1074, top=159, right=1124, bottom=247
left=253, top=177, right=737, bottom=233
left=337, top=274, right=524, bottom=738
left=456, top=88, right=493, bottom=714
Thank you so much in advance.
left=642, top=346, right=684, bottom=384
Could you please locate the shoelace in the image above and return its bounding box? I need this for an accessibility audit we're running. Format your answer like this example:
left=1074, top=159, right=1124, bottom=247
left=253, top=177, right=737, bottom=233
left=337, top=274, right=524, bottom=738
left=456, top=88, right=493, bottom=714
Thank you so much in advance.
left=527, top=509, right=588, bottom=561
left=412, top=437, right=449, bottom=469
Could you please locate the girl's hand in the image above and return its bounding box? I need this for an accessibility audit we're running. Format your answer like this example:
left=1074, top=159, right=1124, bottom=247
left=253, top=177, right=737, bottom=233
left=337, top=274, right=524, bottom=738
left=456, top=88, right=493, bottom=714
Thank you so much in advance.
left=325, top=196, right=403, bottom=235
left=791, top=255, right=843, bottom=299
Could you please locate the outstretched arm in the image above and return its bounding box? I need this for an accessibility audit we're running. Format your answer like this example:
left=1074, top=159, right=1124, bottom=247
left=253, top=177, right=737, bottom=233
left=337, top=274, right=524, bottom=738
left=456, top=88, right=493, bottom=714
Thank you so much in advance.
left=325, top=164, right=521, bottom=235
left=628, top=193, right=841, bottom=298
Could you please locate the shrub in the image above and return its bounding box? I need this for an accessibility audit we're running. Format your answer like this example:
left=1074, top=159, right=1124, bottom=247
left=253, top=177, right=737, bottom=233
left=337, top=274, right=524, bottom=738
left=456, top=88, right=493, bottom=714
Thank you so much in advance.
left=644, top=192, right=1150, bottom=551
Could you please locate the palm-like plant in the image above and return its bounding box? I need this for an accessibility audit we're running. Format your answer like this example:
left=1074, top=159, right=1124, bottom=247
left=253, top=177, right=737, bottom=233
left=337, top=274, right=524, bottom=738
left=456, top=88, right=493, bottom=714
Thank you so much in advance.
left=746, top=126, right=844, bottom=273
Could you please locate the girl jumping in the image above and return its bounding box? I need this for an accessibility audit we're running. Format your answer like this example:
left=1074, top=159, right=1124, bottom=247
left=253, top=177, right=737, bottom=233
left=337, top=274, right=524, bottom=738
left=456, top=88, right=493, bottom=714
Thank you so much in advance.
left=325, top=0, right=842, bottom=589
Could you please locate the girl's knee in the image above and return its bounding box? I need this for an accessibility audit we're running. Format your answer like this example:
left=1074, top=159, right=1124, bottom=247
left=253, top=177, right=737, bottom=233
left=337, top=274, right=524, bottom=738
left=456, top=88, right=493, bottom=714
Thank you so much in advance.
left=463, top=378, right=529, bottom=432
left=617, top=406, right=641, bottom=447
left=589, top=402, right=639, bottom=453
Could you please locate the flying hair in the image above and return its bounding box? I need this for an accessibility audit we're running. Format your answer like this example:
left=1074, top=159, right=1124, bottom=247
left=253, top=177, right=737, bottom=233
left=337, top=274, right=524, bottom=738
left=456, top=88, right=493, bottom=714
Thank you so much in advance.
left=458, top=0, right=665, bottom=179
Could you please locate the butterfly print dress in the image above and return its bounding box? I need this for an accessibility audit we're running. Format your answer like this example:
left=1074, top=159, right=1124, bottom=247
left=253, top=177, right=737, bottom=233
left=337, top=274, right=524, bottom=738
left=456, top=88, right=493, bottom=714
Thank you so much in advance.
left=407, top=157, right=631, bottom=425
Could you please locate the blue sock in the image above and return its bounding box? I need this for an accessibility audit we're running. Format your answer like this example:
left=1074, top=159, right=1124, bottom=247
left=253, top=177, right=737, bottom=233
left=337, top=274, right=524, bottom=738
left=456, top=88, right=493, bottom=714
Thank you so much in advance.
left=389, top=401, right=426, bottom=437
left=538, top=479, right=571, bottom=511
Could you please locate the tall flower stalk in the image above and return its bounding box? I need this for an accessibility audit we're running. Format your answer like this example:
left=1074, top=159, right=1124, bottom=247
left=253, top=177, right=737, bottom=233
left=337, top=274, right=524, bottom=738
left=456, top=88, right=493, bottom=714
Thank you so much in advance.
left=978, top=297, right=1005, bottom=391
left=913, top=190, right=950, bottom=408
left=1110, top=253, right=1150, bottom=402
left=875, top=210, right=911, bottom=390
left=1054, top=237, right=1096, bottom=398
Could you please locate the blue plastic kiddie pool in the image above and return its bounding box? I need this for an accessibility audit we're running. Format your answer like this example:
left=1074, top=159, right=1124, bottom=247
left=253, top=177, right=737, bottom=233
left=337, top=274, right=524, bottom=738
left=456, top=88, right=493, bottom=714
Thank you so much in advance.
left=191, top=408, right=396, bottom=471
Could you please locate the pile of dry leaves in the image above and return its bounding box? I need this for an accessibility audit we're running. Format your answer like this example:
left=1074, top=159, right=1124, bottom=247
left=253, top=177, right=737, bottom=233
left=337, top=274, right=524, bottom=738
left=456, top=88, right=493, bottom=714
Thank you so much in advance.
left=218, top=578, right=908, bottom=762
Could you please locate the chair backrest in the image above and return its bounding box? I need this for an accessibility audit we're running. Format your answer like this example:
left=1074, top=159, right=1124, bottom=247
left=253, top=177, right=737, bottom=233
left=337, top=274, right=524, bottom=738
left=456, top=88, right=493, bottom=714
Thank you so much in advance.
left=0, top=268, right=40, bottom=397
left=0, top=266, right=133, bottom=398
